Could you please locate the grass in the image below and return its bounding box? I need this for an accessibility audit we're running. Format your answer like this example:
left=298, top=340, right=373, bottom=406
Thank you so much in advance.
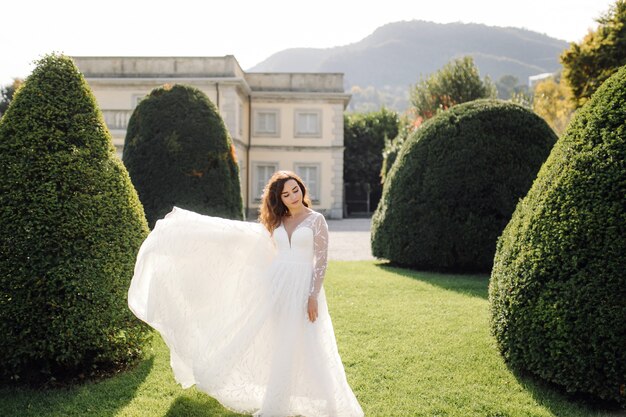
left=0, top=261, right=623, bottom=416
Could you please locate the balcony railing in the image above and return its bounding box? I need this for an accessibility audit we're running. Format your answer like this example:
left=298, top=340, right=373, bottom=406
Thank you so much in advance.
left=102, top=110, right=132, bottom=130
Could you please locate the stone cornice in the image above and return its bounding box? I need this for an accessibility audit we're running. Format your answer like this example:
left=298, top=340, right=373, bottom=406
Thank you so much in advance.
left=73, top=56, right=352, bottom=107
left=84, top=77, right=252, bottom=94
left=250, top=91, right=351, bottom=107
left=249, top=145, right=345, bottom=151
left=83, top=78, right=351, bottom=106
left=72, top=55, right=246, bottom=78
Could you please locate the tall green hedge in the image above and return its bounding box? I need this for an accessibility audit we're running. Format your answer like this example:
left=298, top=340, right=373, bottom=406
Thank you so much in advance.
left=344, top=108, right=399, bottom=212
left=0, top=54, right=150, bottom=384
left=489, top=66, right=626, bottom=406
left=123, top=84, right=243, bottom=227
left=372, top=99, right=557, bottom=272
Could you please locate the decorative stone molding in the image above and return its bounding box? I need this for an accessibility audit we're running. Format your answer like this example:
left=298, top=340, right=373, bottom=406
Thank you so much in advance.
left=330, top=148, right=344, bottom=219
left=102, top=110, right=132, bottom=130
left=74, top=56, right=246, bottom=79
left=331, top=104, right=344, bottom=147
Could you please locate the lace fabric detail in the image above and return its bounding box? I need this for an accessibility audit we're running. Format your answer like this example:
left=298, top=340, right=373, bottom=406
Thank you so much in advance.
left=280, top=211, right=328, bottom=299
left=308, top=213, right=329, bottom=299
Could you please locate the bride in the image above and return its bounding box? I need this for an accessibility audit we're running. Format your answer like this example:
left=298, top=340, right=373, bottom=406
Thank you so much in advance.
left=128, top=170, right=364, bottom=417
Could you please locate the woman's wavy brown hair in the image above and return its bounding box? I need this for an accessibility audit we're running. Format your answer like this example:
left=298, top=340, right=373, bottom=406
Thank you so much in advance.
left=259, top=170, right=311, bottom=234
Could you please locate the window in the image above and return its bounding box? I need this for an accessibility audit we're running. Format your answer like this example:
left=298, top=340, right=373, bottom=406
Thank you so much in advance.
left=295, top=110, right=321, bottom=137
left=295, top=164, right=320, bottom=202
left=254, top=163, right=278, bottom=200
left=254, top=110, right=280, bottom=136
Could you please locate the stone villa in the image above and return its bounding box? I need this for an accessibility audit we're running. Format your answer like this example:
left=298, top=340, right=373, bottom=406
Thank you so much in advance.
left=72, top=56, right=351, bottom=218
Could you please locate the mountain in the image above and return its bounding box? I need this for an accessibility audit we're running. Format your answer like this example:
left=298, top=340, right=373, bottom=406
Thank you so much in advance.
left=249, top=20, right=569, bottom=112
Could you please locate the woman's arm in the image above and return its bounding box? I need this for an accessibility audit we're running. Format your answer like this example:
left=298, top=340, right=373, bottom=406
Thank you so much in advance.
left=308, top=214, right=328, bottom=322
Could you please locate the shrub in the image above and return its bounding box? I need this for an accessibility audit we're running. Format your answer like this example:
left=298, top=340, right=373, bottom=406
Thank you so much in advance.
left=0, top=54, right=150, bottom=384
left=371, top=99, right=556, bottom=272
left=123, top=84, right=243, bottom=227
left=489, top=65, right=626, bottom=406
left=380, top=115, right=413, bottom=183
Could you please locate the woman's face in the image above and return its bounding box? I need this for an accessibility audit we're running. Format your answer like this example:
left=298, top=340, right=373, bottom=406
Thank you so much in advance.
left=280, top=179, right=303, bottom=211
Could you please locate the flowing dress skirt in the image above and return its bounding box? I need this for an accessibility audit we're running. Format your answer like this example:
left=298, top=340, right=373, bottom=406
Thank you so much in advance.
left=128, top=207, right=364, bottom=417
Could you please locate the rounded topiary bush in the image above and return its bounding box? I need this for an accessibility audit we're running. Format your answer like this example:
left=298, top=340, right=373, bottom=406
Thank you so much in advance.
left=372, top=99, right=557, bottom=272
left=489, top=66, right=626, bottom=406
left=123, top=84, right=243, bottom=227
left=0, top=54, right=150, bottom=384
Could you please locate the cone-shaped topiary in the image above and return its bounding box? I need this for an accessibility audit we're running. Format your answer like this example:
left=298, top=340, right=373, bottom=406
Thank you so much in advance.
left=371, top=99, right=557, bottom=272
left=0, top=54, right=151, bottom=384
left=489, top=66, right=626, bottom=406
left=123, top=84, right=243, bottom=228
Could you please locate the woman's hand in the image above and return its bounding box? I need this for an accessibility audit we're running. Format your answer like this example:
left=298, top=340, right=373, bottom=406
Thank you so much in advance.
left=307, top=296, right=318, bottom=322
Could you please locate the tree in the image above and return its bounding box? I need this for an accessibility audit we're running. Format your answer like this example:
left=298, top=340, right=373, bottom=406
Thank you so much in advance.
left=561, top=0, right=626, bottom=107
left=532, top=74, right=576, bottom=136
left=123, top=84, right=243, bottom=228
left=347, top=85, right=410, bottom=113
left=410, top=56, right=496, bottom=121
left=344, top=108, right=399, bottom=214
left=495, top=74, right=519, bottom=99
left=372, top=99, right=556, bottom=272
left=0, top=54, right=150, bottom=385
left=0, top=78, right=23, bottom=118
left=489, top=65, right=626, bottom=407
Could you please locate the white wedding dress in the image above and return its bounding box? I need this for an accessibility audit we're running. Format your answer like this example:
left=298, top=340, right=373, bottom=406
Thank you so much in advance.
left=128, top=207, right=364, bottom=417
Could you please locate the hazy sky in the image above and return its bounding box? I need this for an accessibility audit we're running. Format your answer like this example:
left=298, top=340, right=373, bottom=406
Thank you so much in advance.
left=0, top=0, right=614, bottom=85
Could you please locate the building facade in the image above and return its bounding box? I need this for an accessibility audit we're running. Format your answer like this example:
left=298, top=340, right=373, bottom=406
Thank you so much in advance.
left=72, top=56, right=350, bottom=218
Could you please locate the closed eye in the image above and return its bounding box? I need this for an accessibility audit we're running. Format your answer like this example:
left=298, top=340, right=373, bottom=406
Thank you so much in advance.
left=282, top=185, right=299, bottom=197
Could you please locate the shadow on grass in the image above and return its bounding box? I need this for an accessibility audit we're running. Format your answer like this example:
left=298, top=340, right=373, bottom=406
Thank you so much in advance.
left=510, top=367, right=625, bottom=417
left=375, top=262, right=490, bottom=300
left=375, top=263, right=626, bottom=415
left=165, top=395, right=248, bottom=417
left=0, top=354, right=154, bottom=417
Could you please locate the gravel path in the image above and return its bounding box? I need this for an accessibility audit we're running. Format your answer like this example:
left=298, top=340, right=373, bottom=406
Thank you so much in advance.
left=326, top=218, right=376, bottom=261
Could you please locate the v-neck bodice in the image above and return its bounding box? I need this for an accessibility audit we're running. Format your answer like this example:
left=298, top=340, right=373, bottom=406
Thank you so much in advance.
left=270, top=210, right=329, bottom=300
left=281, top=211, right=316, bottom=246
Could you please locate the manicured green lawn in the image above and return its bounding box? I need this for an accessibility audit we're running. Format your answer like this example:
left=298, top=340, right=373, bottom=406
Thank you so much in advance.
left=0, top=261, right=622, bottom=416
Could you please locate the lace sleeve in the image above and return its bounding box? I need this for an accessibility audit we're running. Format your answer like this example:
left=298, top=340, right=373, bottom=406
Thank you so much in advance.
left=309, top=213, right=329, bottom=299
